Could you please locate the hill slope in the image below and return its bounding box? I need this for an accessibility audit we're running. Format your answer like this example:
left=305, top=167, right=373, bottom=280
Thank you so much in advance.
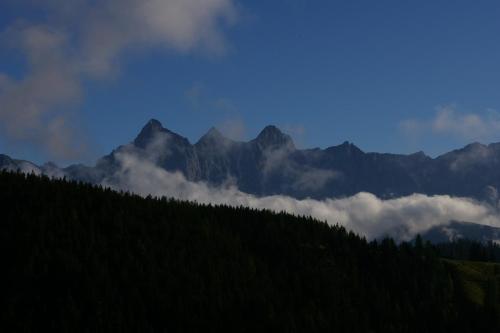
left=0, top=171, right=499, bottom=332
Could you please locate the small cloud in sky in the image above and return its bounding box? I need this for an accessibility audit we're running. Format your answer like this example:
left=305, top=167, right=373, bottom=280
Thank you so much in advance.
left=184, top=82, right=206, bottom=111
left=184, top=81, right=245, bottom=140
left=213, top=98, right=238, bottom=113
left=218, top=117, right=246, bottom=140
left=400, top=105, right=500, bottom=143
left=282, top=123, right=306, bottom=148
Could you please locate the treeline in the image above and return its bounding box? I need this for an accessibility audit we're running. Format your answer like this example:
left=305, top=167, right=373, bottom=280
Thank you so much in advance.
left=0, top=171, right=499, bottom=332
left=436, top=239, right=500, bottom=263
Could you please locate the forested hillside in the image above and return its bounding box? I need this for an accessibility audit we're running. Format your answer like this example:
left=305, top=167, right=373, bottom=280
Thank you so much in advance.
left=1, top=171, right=499, bottom=332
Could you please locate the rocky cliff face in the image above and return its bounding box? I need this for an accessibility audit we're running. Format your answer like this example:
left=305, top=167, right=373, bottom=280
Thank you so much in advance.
left=3, top=119, right=500, bottom=202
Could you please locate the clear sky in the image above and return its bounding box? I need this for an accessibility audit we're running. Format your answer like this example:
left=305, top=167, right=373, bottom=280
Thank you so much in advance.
left=1, top=0, right=500, bottom=165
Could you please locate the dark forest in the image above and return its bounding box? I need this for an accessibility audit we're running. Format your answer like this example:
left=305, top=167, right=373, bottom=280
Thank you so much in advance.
left=1, top=171, right=499, bottom=332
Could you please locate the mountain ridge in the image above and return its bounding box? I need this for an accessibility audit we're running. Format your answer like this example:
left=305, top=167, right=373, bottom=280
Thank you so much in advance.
left=2, top=118, right=500, bottom=202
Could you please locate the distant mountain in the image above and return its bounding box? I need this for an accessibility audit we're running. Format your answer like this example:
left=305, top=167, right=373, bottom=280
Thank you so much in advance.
left=0, top=154, right=44, bottom=175
left=2, top=119, right=500, bottom=202
left=421, top=221, right=500, bottom=244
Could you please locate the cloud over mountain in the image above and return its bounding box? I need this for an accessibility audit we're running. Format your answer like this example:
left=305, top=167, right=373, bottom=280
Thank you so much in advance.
left=92, top=129, right=500, bottom=241
left=4, top=118, right=500, bottom=241
left=104, top=147, right=500, bottom=241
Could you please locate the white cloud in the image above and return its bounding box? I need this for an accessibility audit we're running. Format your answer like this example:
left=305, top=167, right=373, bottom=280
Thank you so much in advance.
left=51, top=0, right=237, bottom=76
left=0, top=23, right=83, bottom=159
left=0, top=0, right=239, bottom=160
left=102, top=149, right=500, bottom=241
left=432, top=106, right=500, bottom=140
left=400, top=105, right=500, bottom=143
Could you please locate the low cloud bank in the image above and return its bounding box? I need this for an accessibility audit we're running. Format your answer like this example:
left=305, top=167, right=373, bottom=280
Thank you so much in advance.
left=102, top=150, right=500, bottom=241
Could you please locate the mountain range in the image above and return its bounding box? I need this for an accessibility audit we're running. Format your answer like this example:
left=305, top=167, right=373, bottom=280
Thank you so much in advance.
left=4, top=119, right=500, bottom=242
left=3, top=119, right=500, bottom=204
left=421, top=221, right=500, bottom=244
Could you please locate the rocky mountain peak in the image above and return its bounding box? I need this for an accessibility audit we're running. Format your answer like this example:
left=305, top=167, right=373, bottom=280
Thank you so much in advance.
left=134, top=119, right=165, bottom=147
left=133, top=119, right=191, bottom=149
left=195, top=127, right=234, bottom=150
left=198, top=127, right=224, bottom=141
left=145, top=118, right=163, bottom=130
left=254, top=125, right=295, bottom=150
left=327, top=141, right=364, bottom=156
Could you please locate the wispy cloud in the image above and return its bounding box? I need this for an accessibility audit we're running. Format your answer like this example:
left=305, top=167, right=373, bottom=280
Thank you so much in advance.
left=292, top=168, right=339, bottom=192
left=184, top=82, right=206, bottom=111
left=432, top=106, right=500, bottom=140
left=400, top=105, right=500, bottom=143
left=218, top=117, right=246, bottom=140
left=0, top=0, right=239, bottom=160
left=0, top=23, right=84, bottom=159
left=184, top=81, right=245, bottom=140
left=281, top=123, right=306, bottom=147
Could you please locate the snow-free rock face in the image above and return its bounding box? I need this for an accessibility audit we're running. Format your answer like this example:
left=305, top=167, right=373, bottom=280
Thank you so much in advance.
left=253, top=125, right=295, bottom=151
left=3, top=118, right=500, bottom=202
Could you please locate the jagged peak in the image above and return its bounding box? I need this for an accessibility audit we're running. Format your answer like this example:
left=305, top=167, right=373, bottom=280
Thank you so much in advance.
left=195, top=126, right=233, bottom=147
left=340, top=141, right=351, bottom=146
left=134, top=118, right=190, bottom=149
left=136, top=118, right=165, bottom=136
left=326, top=141, right=364, bottom=154
left=259, top=125, right=281, bottom=135
left=205, top=126, right=224, bottom=138
left=254, top=125, right=295, bottom=149
left=142, top=119, right=164, bottom=132
left=463, top=142, right=486, bottom=151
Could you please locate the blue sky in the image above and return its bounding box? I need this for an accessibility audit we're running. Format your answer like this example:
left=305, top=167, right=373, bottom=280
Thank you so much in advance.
left=1, top=0, right=500, bottom=164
